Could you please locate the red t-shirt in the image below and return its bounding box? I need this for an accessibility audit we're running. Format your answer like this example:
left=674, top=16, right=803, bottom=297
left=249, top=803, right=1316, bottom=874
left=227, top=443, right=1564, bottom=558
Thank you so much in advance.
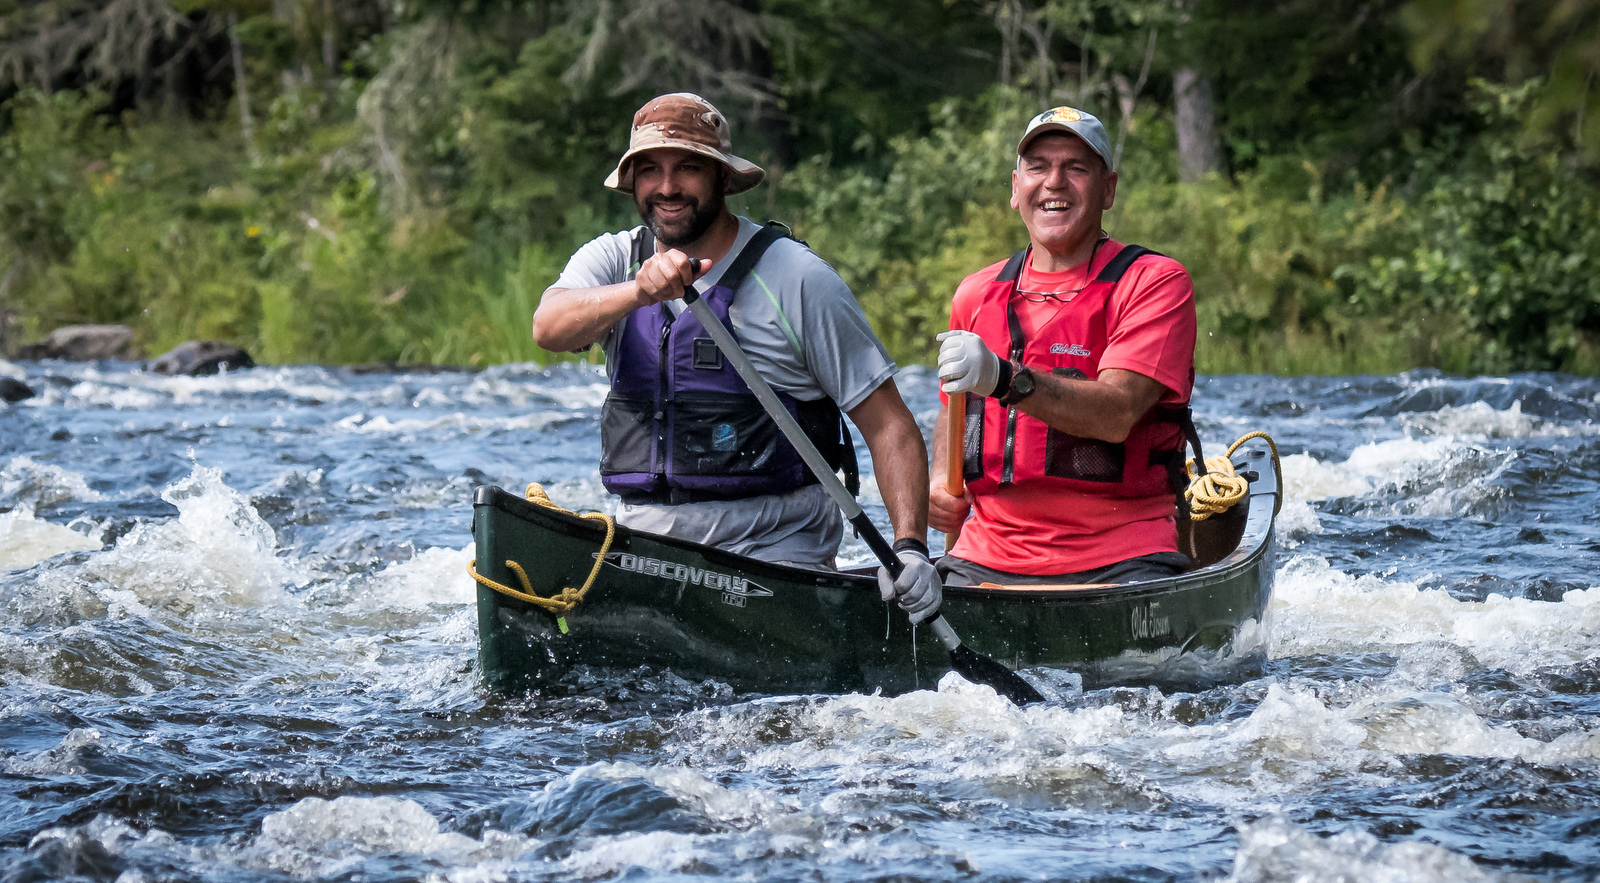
left=945, top=240, right=1197, bottom=575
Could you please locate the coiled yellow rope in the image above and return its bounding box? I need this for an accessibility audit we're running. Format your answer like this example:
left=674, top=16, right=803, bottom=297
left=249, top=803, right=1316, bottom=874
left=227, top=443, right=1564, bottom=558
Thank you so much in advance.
left=467, top=483, right=615, bottom=626
left=1185, top=430, right=1281, bottom=520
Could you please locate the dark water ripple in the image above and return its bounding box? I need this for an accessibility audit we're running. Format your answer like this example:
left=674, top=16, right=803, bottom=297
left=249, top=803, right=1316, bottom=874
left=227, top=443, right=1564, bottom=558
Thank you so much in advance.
left=1, top=358, right=1597, bottom=881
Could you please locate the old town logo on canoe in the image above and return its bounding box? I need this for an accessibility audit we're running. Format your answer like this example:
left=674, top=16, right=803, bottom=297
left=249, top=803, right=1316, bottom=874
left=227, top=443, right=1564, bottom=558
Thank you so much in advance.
left=595, top=551, right=773, bottom=606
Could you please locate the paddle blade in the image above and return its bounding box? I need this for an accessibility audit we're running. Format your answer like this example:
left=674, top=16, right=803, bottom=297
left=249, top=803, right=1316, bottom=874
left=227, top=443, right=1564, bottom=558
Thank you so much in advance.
left=948, top=644, right=1045, bottom=705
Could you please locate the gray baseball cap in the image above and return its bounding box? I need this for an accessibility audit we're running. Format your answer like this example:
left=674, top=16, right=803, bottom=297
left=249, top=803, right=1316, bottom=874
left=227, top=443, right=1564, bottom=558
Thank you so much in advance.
left=1017, top=106, right=1113, bottom=171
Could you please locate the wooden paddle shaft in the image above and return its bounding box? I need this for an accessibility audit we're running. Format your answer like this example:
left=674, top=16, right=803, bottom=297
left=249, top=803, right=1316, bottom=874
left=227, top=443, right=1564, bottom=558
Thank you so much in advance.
left=944, top=392, right=966, bottom=549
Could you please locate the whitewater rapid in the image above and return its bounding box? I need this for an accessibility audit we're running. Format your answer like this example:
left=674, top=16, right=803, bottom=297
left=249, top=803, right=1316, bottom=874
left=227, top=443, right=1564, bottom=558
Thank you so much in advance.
left=2, top=361, right=1597, bottom=881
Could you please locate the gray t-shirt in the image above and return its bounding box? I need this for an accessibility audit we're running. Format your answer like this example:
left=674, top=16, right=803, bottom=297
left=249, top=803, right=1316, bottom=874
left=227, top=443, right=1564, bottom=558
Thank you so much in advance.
left=550, top=217, right=897, bottom=567
left=552, top=217, right=895, bottom=411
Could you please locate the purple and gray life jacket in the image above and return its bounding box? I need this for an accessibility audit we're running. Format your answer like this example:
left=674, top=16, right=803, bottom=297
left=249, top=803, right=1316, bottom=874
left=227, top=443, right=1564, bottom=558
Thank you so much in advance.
left=600, top=223, right=858, bottom=505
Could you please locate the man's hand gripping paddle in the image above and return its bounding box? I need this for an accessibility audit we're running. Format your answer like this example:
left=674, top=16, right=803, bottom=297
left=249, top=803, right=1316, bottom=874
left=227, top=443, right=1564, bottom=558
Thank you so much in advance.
left=682, top=258, right=1043, bottom=706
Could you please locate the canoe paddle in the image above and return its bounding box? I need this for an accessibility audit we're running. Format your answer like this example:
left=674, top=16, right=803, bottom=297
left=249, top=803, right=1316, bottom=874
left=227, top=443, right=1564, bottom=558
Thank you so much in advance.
left=681, top=258, right=1044, bottom=706
left=944, top=391, right=967, bottom=549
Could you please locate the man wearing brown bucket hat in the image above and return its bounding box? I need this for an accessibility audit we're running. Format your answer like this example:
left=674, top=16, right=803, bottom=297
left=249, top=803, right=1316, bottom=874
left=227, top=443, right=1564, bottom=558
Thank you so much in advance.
left=532, top=93, right=941, bottom=621
left=928, top=105, right=1202, bottom=587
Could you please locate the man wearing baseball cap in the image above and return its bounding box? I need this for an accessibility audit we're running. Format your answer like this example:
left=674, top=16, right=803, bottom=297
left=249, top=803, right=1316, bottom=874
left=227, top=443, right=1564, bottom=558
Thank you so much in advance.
left=928, top=106, right=1203, bottom=586
left=532, top=93, right=941, bottom=621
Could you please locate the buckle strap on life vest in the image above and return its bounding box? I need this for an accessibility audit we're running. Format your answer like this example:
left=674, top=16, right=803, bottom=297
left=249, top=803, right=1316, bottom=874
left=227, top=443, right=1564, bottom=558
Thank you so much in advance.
left=1150, top=404, right=1206, bottom=480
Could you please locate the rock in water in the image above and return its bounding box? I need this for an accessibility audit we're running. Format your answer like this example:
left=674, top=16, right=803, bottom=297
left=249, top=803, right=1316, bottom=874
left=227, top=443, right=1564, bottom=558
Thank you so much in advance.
left=15, top=324, right=139, bottom=361
left=149, top=341, right=256, bottom=376
left=0, top=377, right=33, bottom=402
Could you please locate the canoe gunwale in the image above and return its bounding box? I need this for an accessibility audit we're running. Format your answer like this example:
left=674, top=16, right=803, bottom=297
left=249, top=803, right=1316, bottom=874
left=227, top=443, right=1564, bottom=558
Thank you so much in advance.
left=471, top=440, right=1279, bottom=610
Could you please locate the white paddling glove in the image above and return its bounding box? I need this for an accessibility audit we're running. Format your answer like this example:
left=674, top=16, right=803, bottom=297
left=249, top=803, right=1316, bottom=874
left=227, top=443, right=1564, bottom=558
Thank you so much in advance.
left=877, top=538, right=942, bottom=624
left=936, top=330, right=1002, bottom=397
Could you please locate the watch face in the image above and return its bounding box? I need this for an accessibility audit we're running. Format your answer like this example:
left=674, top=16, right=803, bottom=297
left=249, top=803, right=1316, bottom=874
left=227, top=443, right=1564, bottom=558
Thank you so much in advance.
left=1013, top=368, right=1035, bottom=395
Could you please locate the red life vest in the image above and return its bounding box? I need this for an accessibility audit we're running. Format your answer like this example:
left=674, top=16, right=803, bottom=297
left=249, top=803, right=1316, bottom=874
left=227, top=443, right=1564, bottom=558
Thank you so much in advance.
left=961, top=245, right=1204, bottom=505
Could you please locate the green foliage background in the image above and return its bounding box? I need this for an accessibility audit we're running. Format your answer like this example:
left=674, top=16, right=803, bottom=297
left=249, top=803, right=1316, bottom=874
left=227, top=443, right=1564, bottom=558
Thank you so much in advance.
left=1, top=0, right=1597, bottom=374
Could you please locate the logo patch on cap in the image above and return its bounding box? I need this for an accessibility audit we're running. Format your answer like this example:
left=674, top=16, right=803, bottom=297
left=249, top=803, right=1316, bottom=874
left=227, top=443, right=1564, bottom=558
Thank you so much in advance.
left=1041, top=106, right=1083, bottom=123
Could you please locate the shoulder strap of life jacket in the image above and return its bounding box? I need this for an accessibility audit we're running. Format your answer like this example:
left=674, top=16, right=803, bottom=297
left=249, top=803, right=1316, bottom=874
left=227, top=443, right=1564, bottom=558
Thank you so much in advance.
left=630, top=223, right=785, bottom=291
left=629, top=226, right=653, bottom=277
left=997, top=250, right=1027, bottom=283
left=1094, top=244, right=1161, bottom=283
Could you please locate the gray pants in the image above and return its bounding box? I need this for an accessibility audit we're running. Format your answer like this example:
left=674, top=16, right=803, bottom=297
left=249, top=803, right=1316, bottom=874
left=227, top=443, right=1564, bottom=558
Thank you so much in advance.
left=935, top=552, right=1190, bottom=587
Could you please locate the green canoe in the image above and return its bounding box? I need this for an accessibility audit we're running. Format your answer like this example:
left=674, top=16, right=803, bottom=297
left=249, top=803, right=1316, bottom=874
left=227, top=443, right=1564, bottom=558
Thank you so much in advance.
left=472, top=436, right=1280, bottom=697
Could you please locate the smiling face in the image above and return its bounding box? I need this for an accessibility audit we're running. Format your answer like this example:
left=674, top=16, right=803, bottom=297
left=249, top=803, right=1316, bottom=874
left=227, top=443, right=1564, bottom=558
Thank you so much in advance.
left=631, top=147, right=729, bottom=248
left=1010, top=133, right=1117, bottom=266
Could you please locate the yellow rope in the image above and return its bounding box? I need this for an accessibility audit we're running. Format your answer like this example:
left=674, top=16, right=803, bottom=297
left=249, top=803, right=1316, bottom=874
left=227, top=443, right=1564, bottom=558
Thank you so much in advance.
left=466, top=482, right=615, bottom=617
left=1185, top=430, right=1281, bottom=521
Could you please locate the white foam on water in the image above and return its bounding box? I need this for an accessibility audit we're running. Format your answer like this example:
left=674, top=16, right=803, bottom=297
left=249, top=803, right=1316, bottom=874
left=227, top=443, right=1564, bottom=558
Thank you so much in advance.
left=1281, top=436, right=1463, bottom=503
left=31, top=365, right=366, bottom=410
left=1271, top=555, right=1600, bottom=673
left=1226, top=815, right=1526, bottom=882
left=0, top=456, right=104, bottom=508
left=1274, top=498, right=1322, bottom=539
left=353, top=544, right=476, bottom=609
left=239, top=796, right=532, bottom=878
left=333, top=411, right=567, bottom=436
left=2, top=727, right=108, bottom=775
left=1154, top=684, right=1369, bottom=795
left=1280, top=452, right=1373, bottom=501
left=676, top=675, right=1141, bottom=801
left=411, top=386, right=455, bottom=407
left=0, top=506, right=100, bottom=571
left=1404, top=399, right=1599, bottom=439
left=145, top=367, right=348, bottom=406
left=459, top=366, right=608, bottom=410
left=558, top=830, right=711, bottom=879
left=0, top=633, right=55, bottom=683
left=567, top=761, right=797, bottom=828
left=540, top=762, right=973, bottom=878
left=1405, top=399, right=1535, bottom=438
left=1349, top=691, right=1600, bottom=762
left=79, top=464, right=302, bottom=611
left=60, top=377, right=163, bottom=410
left=1281, top=433, right=1521, bottom=519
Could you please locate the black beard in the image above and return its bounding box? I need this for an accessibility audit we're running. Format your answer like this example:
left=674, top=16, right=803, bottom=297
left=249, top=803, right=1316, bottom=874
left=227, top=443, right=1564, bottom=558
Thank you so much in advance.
left=639, top=193, right=723, bottom=248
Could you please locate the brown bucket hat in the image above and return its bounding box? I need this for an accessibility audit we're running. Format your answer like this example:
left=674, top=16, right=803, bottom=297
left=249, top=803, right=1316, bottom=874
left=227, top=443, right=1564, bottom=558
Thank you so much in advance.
left=605, top=93, right=765, bottom=195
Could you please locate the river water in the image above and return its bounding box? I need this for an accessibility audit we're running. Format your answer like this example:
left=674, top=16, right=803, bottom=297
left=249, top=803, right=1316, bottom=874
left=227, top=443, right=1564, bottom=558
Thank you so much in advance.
left=1, top=358, right=1597, bottom=882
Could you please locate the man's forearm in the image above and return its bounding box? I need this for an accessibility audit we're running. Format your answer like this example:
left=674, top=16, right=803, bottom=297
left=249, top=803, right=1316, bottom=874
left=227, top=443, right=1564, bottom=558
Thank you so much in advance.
left=866, top=416, right=929, bottom=542
left=1012, top=368, right=1164, bottom=444
left=531, top=283, right=645, bottom=352
left=847, top=381, right=930, bottom=543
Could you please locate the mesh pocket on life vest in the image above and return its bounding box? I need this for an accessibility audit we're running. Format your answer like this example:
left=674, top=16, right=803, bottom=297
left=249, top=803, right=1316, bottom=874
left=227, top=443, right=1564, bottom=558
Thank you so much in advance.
left=1040, top=365, right=1125, bottom=482
left=1045, top=431, right=1125, bottom=482
left=599, top=394, right=655, bottom=475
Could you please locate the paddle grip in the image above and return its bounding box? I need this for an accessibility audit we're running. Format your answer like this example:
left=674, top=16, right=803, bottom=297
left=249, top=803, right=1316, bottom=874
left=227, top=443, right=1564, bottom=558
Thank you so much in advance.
left=682, top=257, right=704, bottom=304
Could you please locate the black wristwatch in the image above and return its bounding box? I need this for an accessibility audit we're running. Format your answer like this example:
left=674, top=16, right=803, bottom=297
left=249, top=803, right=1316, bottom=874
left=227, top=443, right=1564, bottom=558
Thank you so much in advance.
left=998, top=362, right=1035, bottom=406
